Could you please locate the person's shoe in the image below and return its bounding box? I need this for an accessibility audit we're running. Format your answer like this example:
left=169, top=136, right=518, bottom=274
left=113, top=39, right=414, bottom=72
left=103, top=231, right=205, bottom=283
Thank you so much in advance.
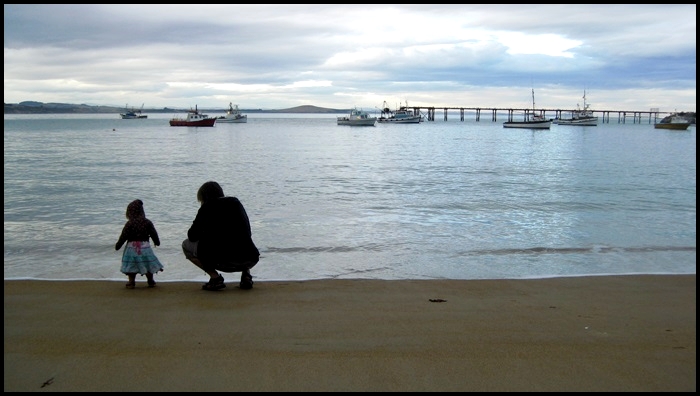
left=240, top=272, right=253, bottom=290
left=202, top=275, right=226, bottom=291
left=147, top=279, right=156, bottom=288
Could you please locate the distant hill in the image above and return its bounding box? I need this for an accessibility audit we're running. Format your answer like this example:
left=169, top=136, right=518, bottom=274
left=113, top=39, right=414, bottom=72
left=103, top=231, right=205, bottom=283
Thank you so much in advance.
left=3, top=101, right=348, bottom=114
left=267, top=105, right=346, bottom=113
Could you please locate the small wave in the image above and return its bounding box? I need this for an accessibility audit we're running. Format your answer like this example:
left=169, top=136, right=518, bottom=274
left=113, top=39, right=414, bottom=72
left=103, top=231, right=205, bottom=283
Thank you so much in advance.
left=264, top=245, right=696, bottom=256
left=265, top=243, right=385, bottom=253
left=461, top=245, right=696, bottom=256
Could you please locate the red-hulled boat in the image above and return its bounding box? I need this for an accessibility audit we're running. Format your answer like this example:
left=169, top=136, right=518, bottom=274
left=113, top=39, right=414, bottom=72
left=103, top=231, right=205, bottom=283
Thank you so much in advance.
left=169, top=105, right=217, bottom=127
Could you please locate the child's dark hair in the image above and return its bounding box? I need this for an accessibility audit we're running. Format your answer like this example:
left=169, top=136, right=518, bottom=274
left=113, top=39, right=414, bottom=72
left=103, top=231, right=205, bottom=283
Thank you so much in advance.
left=197, top=181, right=224, bottom=204
left=126, top=199, right=145, bottom=220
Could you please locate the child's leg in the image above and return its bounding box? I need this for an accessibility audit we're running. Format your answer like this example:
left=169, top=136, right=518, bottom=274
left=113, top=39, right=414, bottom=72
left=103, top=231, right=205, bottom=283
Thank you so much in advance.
left=126, top=273, right=136, bottom=288
left=146, top=272, right=156, bottom=287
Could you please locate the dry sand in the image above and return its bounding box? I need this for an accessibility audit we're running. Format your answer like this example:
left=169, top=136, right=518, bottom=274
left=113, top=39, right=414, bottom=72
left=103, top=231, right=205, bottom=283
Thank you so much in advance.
left=4, top=275, right=696, bottom=392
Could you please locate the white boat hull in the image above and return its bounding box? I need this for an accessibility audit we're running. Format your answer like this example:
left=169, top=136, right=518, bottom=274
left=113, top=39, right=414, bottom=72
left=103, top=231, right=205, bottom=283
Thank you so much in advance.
left=337, top=118, right=376, bottom=126
left=377, top=115, right=422, bottom=124
left=553, top=116, right=598, bottom=126
left=503, top=120, right=551, bottom=129
left=217, top=117, right=247, bottom=123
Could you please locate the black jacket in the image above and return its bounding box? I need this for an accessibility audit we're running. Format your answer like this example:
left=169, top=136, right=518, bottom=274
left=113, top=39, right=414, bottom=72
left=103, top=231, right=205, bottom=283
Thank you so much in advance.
left=187, top=197, right=260, bottom=266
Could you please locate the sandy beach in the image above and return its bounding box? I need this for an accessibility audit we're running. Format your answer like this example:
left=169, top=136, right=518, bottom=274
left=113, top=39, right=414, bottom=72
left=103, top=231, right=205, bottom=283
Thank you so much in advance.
left=4, top=275, right=696, bottom=392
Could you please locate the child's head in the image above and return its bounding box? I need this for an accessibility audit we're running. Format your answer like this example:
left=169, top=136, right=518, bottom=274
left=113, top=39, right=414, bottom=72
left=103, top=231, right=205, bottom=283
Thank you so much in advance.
left=126, top=199, right=145, bottom=220
left=197, top=181, right=224, bottom=205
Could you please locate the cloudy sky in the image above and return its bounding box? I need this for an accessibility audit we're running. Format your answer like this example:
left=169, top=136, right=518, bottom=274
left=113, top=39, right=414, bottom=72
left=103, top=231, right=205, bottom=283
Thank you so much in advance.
left=3, top=4, right=696, bottom=112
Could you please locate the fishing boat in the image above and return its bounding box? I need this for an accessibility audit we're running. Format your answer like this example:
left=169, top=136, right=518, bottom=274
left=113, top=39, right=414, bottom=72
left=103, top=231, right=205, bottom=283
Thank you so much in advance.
left=553, top=90, right=598, bottom=126
left=337, top=108, right=377, bottom=126
left=377, top=101, right=422, bottom=124
left=120, top=104, right=147, bottom=119
left=169, top=105, right=217, bottom=127
left=217, top=102, right=247, bottom=123
left=654, top=115, right=691, bottom=130
left=503, top=89, right=551, bottom=129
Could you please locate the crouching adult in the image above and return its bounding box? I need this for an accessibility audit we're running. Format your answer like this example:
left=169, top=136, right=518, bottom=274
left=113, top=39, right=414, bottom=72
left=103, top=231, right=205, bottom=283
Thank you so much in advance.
left=182, top=181, right=260, bottom=291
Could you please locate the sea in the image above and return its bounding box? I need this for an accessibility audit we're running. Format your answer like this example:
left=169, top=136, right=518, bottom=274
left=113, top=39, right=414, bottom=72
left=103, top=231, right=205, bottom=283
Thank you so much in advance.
left=3, top=112, right=696, bottom=283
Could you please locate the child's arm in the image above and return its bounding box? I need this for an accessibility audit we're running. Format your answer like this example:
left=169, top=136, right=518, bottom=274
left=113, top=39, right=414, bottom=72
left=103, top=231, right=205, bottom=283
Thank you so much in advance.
left=148, top=220, right=161, bottom=246
left=115, top=225, right=128, bottom=250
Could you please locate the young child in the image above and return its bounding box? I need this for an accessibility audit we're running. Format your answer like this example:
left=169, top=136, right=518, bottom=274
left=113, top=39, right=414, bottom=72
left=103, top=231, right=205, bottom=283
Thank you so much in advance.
left=115, top=199, right=164, bottom=288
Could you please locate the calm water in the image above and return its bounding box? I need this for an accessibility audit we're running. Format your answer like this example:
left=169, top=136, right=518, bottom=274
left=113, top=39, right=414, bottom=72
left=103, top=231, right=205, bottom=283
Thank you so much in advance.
left=4, top=113, right=696, bottom=283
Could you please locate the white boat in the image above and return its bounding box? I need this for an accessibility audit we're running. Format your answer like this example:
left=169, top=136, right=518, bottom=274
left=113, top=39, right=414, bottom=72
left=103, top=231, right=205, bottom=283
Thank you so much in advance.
left=654, top=115, right=691, bottom=130
left=553, top=91, right=598, bottom=126
left=217, top=102, right=247, bottom=123
left=120, top=104, right=147, bottom=119
left=503, top=89, right=551, bottom=129
left=377, top=101, right=422, bottom=124
left=337, top=108, right=377, bottom=126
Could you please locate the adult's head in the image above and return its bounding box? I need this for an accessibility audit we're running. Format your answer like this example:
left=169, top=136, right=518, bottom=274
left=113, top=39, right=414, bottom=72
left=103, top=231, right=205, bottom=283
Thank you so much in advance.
left=197, top=181, right=225, bottom=205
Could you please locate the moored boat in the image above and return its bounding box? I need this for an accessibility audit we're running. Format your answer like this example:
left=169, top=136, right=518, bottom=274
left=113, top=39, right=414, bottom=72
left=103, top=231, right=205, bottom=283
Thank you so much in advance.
left=120, top=104, right=147, bottom=119
left=654, top=115, right=691, bottom=130
left=503, top=89, right=551, bottom=129
left=552, top=90, right=598, bottom=126
left=337, top=108, right=377, bottom=126
left=377, top=101, right=422, bottom=124
left=217, top=102, right=247, bottom=123
left=169, top=105, right=217, bottom=127
left=502, top=117, right=552, bottom=129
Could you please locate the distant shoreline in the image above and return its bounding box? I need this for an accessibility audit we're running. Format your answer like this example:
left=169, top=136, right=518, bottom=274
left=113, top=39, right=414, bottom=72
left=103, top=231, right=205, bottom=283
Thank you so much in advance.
left=5, top=102, right=696, bottom=123
left=4, top=102, right=348, bottom=114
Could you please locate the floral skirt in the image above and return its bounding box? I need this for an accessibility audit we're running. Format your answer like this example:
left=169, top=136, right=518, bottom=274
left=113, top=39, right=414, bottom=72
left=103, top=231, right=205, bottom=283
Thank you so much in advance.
left=120, top=241, right=164, bottom=275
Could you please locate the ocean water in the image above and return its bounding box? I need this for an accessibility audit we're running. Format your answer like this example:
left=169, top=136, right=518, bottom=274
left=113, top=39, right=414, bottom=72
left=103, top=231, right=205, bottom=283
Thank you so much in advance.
left=3, top=112, right=696, bottom=283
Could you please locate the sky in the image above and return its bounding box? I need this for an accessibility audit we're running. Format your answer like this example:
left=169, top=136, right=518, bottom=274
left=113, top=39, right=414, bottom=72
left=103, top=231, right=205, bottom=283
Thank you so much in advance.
left=3, top=4, right=696, bottom=113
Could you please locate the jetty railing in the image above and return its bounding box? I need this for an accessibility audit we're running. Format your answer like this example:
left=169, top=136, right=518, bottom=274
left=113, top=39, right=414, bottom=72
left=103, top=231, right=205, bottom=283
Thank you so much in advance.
left=408, top=107, right=673, bottom=124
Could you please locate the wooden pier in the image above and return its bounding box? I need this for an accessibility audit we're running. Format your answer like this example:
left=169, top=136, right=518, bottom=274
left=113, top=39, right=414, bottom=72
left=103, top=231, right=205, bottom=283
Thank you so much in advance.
left=409, top=107, right=671, bottom=124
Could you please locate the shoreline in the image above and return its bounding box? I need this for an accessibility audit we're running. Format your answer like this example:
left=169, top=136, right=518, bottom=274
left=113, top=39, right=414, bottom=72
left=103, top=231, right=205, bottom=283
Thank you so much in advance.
left=3, top=270, right=696, bottom=283
left=4, top=275, right=696, bottom=391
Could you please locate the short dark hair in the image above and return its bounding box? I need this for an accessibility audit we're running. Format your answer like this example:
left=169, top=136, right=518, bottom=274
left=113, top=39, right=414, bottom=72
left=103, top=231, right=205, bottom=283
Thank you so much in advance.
left=197, top=181, right=224, bottom=204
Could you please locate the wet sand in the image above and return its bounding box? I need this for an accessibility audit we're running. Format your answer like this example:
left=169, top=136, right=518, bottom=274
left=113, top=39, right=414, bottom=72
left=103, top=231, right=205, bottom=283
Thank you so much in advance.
left=3, top=275, right=696, bottom=391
